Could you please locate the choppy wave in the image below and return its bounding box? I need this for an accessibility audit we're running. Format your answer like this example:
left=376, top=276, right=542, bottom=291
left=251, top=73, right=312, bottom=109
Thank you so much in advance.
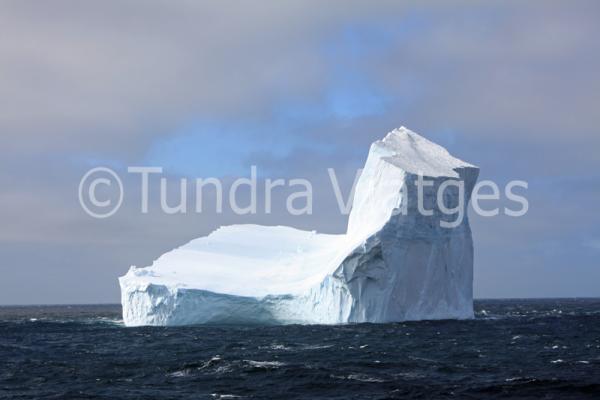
left=1, top=299, right=600, bottom=399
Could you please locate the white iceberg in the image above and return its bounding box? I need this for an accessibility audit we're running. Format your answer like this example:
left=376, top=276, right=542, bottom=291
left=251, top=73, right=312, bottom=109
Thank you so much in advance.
left=119, top=127, right=479, bottom=326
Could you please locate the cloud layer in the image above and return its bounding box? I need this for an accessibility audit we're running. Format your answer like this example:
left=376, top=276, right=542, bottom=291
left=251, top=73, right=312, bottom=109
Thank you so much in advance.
left=1, top=0, right=599, bottom=303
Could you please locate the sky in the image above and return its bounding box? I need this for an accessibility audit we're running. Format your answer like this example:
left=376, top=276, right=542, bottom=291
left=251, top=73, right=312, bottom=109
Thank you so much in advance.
left=1, top=0, right=599, bottom=304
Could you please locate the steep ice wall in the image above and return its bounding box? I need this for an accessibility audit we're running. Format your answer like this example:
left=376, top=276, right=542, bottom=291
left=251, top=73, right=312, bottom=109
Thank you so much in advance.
left=119, top=126, right=479, bottom=326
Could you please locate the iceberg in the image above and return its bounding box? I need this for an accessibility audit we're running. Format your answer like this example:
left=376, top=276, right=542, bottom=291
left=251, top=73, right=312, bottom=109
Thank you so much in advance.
left=119, top=127, right=479, bottom=326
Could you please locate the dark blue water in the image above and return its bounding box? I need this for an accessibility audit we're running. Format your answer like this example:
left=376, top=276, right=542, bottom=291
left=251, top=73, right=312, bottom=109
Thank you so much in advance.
left=1, top=299, right=599, bottom=399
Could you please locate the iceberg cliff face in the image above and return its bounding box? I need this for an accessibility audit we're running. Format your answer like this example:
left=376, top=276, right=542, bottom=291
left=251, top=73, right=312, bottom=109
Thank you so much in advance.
left=119, top=127, right=479, bottom=326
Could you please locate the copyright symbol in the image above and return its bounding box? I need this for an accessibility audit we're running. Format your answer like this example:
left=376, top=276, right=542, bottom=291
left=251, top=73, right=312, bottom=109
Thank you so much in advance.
left=78, top=167, right=123, bottom=219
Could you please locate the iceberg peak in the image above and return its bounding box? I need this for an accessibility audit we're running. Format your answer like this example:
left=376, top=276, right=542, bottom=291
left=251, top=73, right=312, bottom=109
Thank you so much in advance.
left=376, top=126, right=475, bottom=178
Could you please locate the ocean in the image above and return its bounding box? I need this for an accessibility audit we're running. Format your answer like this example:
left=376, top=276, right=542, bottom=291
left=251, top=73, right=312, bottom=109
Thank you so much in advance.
left=1, top=299, right=599, bottom=399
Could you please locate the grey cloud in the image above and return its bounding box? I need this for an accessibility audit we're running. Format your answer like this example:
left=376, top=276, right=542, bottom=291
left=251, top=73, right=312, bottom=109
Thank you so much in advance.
left=0, top=0, right=408, bottom=158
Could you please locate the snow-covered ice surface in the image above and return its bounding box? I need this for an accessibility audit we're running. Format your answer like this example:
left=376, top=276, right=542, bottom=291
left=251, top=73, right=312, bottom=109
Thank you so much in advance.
left=119, top=127, right=479, bottom=326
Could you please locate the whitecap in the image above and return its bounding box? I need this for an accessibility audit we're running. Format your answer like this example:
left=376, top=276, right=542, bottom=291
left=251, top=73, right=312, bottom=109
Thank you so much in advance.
left=259, top=343, right=292, bottom=351
left=200, top=355, right=223, bottom=370
left=244, top=360, right=285, bottom=369
left=300, top=344, right=333, bottom=350
left=347, top=373, right=385, bottom=383
left=167, top=369, right=192, bottom=377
